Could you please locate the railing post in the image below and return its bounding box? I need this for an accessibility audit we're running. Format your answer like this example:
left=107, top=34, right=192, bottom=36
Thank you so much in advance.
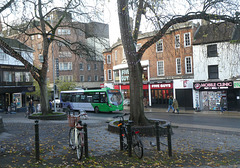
left=167, top=124, right=172, bottom=157
left=155, top=121, right=160, bottom=151
left=83, top=123, right=88, bottom=158
left=119, top=124, right=123, bottom=150
left=35, top=120, right=40, bottom=161
left=127, top=123, right=132, bottom=157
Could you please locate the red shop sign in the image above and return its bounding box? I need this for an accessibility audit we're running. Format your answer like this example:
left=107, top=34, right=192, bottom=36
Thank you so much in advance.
left=150, top=83, right=173, bottom=89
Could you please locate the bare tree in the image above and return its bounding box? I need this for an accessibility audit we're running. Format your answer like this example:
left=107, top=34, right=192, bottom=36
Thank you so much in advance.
left=117, top=0, right=240, bottom=125
left=0, top=0, right=107, bottom=115
left=0, top=0, right=15, bottom=14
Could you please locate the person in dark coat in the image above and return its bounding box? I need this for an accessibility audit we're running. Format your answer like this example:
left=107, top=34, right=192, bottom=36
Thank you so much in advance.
left=220, top=96, right=225, bottom=113
left=167, top=96, right=174, bottom=112
left=29, top=99, right=34, bottom=114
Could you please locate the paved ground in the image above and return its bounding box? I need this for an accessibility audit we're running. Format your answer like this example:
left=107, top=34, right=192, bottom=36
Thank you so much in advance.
left=0, top=108, right=240, bottom=167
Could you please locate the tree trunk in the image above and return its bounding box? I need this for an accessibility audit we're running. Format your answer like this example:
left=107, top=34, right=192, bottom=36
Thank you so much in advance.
left=39, top=78, right=49, bottom=115
left=118, top=0, right=149, bottom=126
left=129, top=62, right=149, bottom=125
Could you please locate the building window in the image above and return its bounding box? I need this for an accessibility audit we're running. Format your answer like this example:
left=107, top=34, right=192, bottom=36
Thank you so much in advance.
left=0, top=51, right=7, bottom=60
left=108, top=69, right=112, bottom=80
left=94, top=64, right=97, bottom=70
left=79, top=63, right=84, bottom=70
left=59, top=75, right=73, bottom=82
left=37, top=34, right=41, bottom=39
left=156, top=39, right=163, bottom=52
left=59, top=62, right=72, bottom=71
left=100, top=75, right=104, bottom=81
left=175, top=35, right=180, bottom=48
left=104, top=70, right=106, bottom=81
left=80, top=75, right=84, bottom=82
left=107, top=55, right=111, bottom=64
left=207, top=44, right=218, bottom=57
left=157, top=61, right=164, bottom=76
left=185, top=56, right=192, bottom=74
left=176, top=58, right=181, bottom=74
left=59, top=51, right=72, bottom=57
left=208, top=65, right=218, bottom=79
left=94, top=75, right=98, bottom=81
left=88, top=76, right=91, bottom=81
left=37, top=43, right=42, bottom=50
left=87, top=64, right=91, bottom=70
left=58, top=28, right=71, bottom=35
left=123, top=48, right=126, bottom=59
left=115, top=50, right=117, bottom=61
left=38, top=55, right=44, bottom=63
left=184, top=32, right=191, bottom=47
left=136, top=43, right=141, bottom=52
left=31, top=36, right=34, bottom=40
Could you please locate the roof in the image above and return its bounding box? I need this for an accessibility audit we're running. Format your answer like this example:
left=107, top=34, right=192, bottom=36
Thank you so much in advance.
left=0, top=36, right=34, bottom=52
left=193, top=22, right=240, bottom=45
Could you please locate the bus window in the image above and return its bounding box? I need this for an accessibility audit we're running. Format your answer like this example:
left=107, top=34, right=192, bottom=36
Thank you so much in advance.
left=76, top=94, right=81, bottom=102
left=108, top=90, right=123, bottom=105
left=93, top=94, right=100, bottom=103
left=72, top=95, right=76, bottom=102
left=87, top=96, right=92, bottom=103
left=80, top=95, right=87, bottom=102
left=100, top=93, right=107, bottom=103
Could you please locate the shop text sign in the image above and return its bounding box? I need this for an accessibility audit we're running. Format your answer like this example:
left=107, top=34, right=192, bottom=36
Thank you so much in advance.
left=193, top=81, right=233, bottom=90
left=151, top=83, right=173, bottom=89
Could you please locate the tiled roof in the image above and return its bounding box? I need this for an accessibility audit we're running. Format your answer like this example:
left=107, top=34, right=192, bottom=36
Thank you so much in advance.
left=193, top=22, right=240, bottom=45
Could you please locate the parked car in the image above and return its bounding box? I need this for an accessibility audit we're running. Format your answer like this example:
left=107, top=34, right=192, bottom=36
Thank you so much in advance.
left=52, top=99, right=60, bottom=107
left=123, top=98, right=130, bottom=106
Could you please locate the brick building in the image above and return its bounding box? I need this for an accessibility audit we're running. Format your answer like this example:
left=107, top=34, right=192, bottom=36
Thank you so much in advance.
left=103, top=22, right=198, bottom=109
left=4, top=11, right=109, bottom=96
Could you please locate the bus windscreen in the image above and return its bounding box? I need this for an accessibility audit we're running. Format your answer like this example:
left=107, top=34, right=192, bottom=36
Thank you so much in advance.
left=107, top=90, right=123, bottom=105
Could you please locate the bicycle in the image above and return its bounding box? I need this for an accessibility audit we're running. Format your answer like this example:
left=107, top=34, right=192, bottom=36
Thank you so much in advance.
left=68, top=110, right=86, bottom=160
left=113, top=113, right=144, bottom=159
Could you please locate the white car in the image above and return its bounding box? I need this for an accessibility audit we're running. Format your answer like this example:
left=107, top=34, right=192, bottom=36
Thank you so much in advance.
left=52, top=99, right=60, bottom=107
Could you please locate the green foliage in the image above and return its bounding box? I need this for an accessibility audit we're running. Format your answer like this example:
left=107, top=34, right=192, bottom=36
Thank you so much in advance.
left=56, top=80, right=76, bottom=92
left=230, top=39, right=240, bottom=44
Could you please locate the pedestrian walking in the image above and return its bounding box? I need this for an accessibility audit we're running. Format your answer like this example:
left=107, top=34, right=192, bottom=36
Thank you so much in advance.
left=167, top=96, right=174, bottom=112
left=49, top=100, right=52, bottom=111
left=220, top=96, right=225, bottom=113
left=29, top=99, right=34, bottom=114
left=143, top=97, right=148, bottom=108
left=172, top=98, right=179, bottom=114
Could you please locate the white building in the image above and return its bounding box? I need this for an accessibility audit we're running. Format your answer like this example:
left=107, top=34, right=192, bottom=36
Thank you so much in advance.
left=192, top=22, right=240, bottom=111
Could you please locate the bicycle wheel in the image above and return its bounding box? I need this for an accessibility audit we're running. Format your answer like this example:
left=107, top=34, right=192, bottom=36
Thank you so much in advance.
left=76, top=133, right=84, bottom=160
left=69, top=128, right=76, bottom=150
left=132, top=133, right=143, bottom=159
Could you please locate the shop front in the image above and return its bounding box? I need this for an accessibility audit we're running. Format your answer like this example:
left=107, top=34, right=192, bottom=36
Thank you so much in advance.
left=193, top=81, right=234, bottom=111
left=114, top=82, right=173, bottom=107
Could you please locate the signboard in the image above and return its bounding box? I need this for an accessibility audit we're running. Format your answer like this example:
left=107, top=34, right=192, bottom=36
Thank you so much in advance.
left=150, top=83, right=173, bottom=89
left=234, top=81, right=240, bottom=88
left=100, top=83, right=104, bottom=88
left=193, top=81, right=233, bottom=90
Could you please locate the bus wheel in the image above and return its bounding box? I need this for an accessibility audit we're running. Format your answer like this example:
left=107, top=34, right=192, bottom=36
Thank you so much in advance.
left=94, top=107, right=99, bottom=113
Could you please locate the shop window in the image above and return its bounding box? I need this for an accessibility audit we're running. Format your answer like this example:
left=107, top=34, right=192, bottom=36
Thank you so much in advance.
left=207, top=44, right=218, bottom=57
left=208, top=65, right=218, bottom=79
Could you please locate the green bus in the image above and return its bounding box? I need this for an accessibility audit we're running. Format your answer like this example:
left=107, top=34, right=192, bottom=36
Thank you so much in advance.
left=60, top=88, right=123, bottom=113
